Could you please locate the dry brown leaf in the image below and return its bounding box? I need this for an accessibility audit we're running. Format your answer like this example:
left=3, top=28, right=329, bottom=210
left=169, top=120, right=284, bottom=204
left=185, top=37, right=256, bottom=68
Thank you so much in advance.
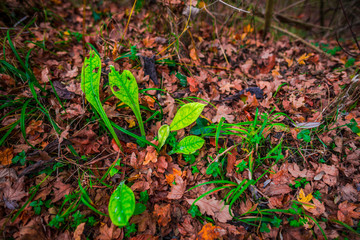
left=167, top=175, right=186, bottom=199
left=153, top=204, right=171, bottom=227
left=144, top=145, right=158, bottom=165
left=265, top=184, right=292, bottom=196
left=73, top=222, right=85, bottom=240
left=337, top=201, right=360, bottom=226
left=52, top=180, right=73, bottom=203
left=187, top=76, right=199, bottom=92
left=96, top=223, right=122, bottom=240
left=187, top=197, right=233, bottom=223
left=212, top=105, right=235, bottom=123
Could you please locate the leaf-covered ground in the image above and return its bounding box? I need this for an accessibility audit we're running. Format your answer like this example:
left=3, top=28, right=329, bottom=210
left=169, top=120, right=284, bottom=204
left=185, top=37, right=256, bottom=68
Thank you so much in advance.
left=1, top=1, right=360, bottom=239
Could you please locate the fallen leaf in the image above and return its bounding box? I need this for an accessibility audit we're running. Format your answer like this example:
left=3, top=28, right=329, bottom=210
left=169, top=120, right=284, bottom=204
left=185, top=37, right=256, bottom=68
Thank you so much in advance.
left=187, top=197, right=233, bottom=223
left=190, top=48, right=199, bottom=61
left=97, top=223, right=122, bottom=240
left=297, top=53, right=313, bottom=65
left=144, top=145, right=158, bottom=165
left=52, top=180, right=73, bottom=203
left=187, top=76, right=199, bottom=92
left=297, top=189, right=315, bottom=209
left=260, top=55, right=276, bottom=74
left=153, top=204, right=171, bottom=226
left=167, top=175, right=186, bottom=199
left=1, top=176, right=28, bottom=210
left=337, top=201, right=360, bottom=226
left=73, top=222, right=85, bottom=240
left=166, top=168, right=182, bottom=185
left=265, top=184, right=292, bottom=196
left=196, top=223, right=226, bottom=240
left=212, top=105, right=235, bottom=123
left=0, top=148, right=13, bottom=166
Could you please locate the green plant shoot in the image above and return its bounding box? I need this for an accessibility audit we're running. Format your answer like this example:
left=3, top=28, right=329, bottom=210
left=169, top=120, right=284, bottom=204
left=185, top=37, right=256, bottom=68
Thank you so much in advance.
left=81, top=50, right=122, bottom=149
left=109, top=67, right=145, bottom=137
left=157, top=102, right=206, bottom=151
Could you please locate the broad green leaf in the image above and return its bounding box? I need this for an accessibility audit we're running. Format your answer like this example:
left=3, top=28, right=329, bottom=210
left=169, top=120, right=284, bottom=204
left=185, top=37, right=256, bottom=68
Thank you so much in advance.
left=170, top=103, right=206, bottom=131
left=158, top=124, right=170, bottom=149
left=81, top=50, right=121, bottom=148
left=108, top=181, right=135, bottom=227
left=174, top=136, right=205, bottom=154
left=109, top=68, right=145, bottom=136
left=81, top=50, right=101, bottom=109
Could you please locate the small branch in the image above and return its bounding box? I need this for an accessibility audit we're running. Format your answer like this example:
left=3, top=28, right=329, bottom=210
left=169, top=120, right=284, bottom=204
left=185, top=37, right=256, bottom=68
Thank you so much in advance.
left=218, top=0, right=250, bottom=14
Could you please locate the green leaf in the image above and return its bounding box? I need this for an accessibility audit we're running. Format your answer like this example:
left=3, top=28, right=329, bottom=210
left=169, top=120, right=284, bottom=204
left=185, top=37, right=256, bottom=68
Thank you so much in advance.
left=133, top=203, right=146, bottom=215
left=81, top=50, right=121, bottom=149
left=108, top=181, right=135, bottom=227
left=173, top=136, right=205, bottom=154
left=109, top=67, right=145, bottom=136
left=158, top=124, right=170, bottom=149
left=170, top=103, right=206, bottom=131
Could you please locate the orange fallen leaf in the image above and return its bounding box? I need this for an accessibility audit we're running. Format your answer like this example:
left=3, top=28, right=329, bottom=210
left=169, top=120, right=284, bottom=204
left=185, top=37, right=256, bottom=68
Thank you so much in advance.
left=144, top=145, right=158, bottom=165
left=297, top=53, right=313, bottom=65
left=187, top=77, right=199, bottom=92
left=190, top=48, right=199, bottom=61
left=166, top=168, right=182, bottom=185
left=0, top=148, right=13, bottom=166
left=196, top=223, right=226, bottom=240
left=153, top=204, right=171, bottom=226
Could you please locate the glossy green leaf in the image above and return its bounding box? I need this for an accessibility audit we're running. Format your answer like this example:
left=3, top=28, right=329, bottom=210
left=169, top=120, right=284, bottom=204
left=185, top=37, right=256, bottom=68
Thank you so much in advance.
left=109, top=68, right=145, bottom=136
left=81, top=50, right=121, bottom=148
left=108, top=181, right=135, bottom=227
left=174, top=136, right=205, bottom=154
left=170, top=103, right=206, bottom=131
left=158, top=124, right=170, bottom=149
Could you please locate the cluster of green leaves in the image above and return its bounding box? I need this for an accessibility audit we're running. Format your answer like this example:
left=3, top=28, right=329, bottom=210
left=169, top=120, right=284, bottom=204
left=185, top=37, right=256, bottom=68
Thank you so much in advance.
left=290, top=178, right=309, bottom=189
left=297, top=129, right=311, bottom=142
left=158, top=102, right=207, bottom=155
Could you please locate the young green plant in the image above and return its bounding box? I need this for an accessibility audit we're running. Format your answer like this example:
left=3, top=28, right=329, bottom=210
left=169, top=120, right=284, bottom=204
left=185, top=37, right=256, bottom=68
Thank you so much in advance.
left=109, top=68, right=145, bottom=137
left=81, top=50, right=122, bottom=149
left=157, top=102, right=206, bottom=154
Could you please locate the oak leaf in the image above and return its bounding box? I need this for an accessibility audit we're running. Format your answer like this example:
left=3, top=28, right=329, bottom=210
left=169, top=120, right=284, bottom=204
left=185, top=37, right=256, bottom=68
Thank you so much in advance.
left=212, top=105, right=235, bottom=123
left=187, top=197, right=233, bottom=223
left=337, top=201, right=360, bottom=226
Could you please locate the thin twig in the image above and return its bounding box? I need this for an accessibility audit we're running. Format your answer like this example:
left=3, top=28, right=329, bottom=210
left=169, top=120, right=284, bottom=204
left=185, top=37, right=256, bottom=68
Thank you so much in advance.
left=218, top=0, right=250, bottom=13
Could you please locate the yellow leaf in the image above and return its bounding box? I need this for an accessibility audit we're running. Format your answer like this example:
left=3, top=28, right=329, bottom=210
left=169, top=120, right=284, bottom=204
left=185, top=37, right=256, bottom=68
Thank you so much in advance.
left=125, top=118, right=136, bottom=128
left=190, top=48, right=199, bottom=61
left=285, top=57, right=293, bottom=67
left=244, top=24, right=254, bottom=33
left=297, top=53, right=313, bottom=65
left=198, top=1, right=206, bottom=8
left=297, top=189, right=315, bottom=209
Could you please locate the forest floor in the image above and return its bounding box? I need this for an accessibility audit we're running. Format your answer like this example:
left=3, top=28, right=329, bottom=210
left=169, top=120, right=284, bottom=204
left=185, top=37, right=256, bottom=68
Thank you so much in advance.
left=1, top=1, right=360, bottom=240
